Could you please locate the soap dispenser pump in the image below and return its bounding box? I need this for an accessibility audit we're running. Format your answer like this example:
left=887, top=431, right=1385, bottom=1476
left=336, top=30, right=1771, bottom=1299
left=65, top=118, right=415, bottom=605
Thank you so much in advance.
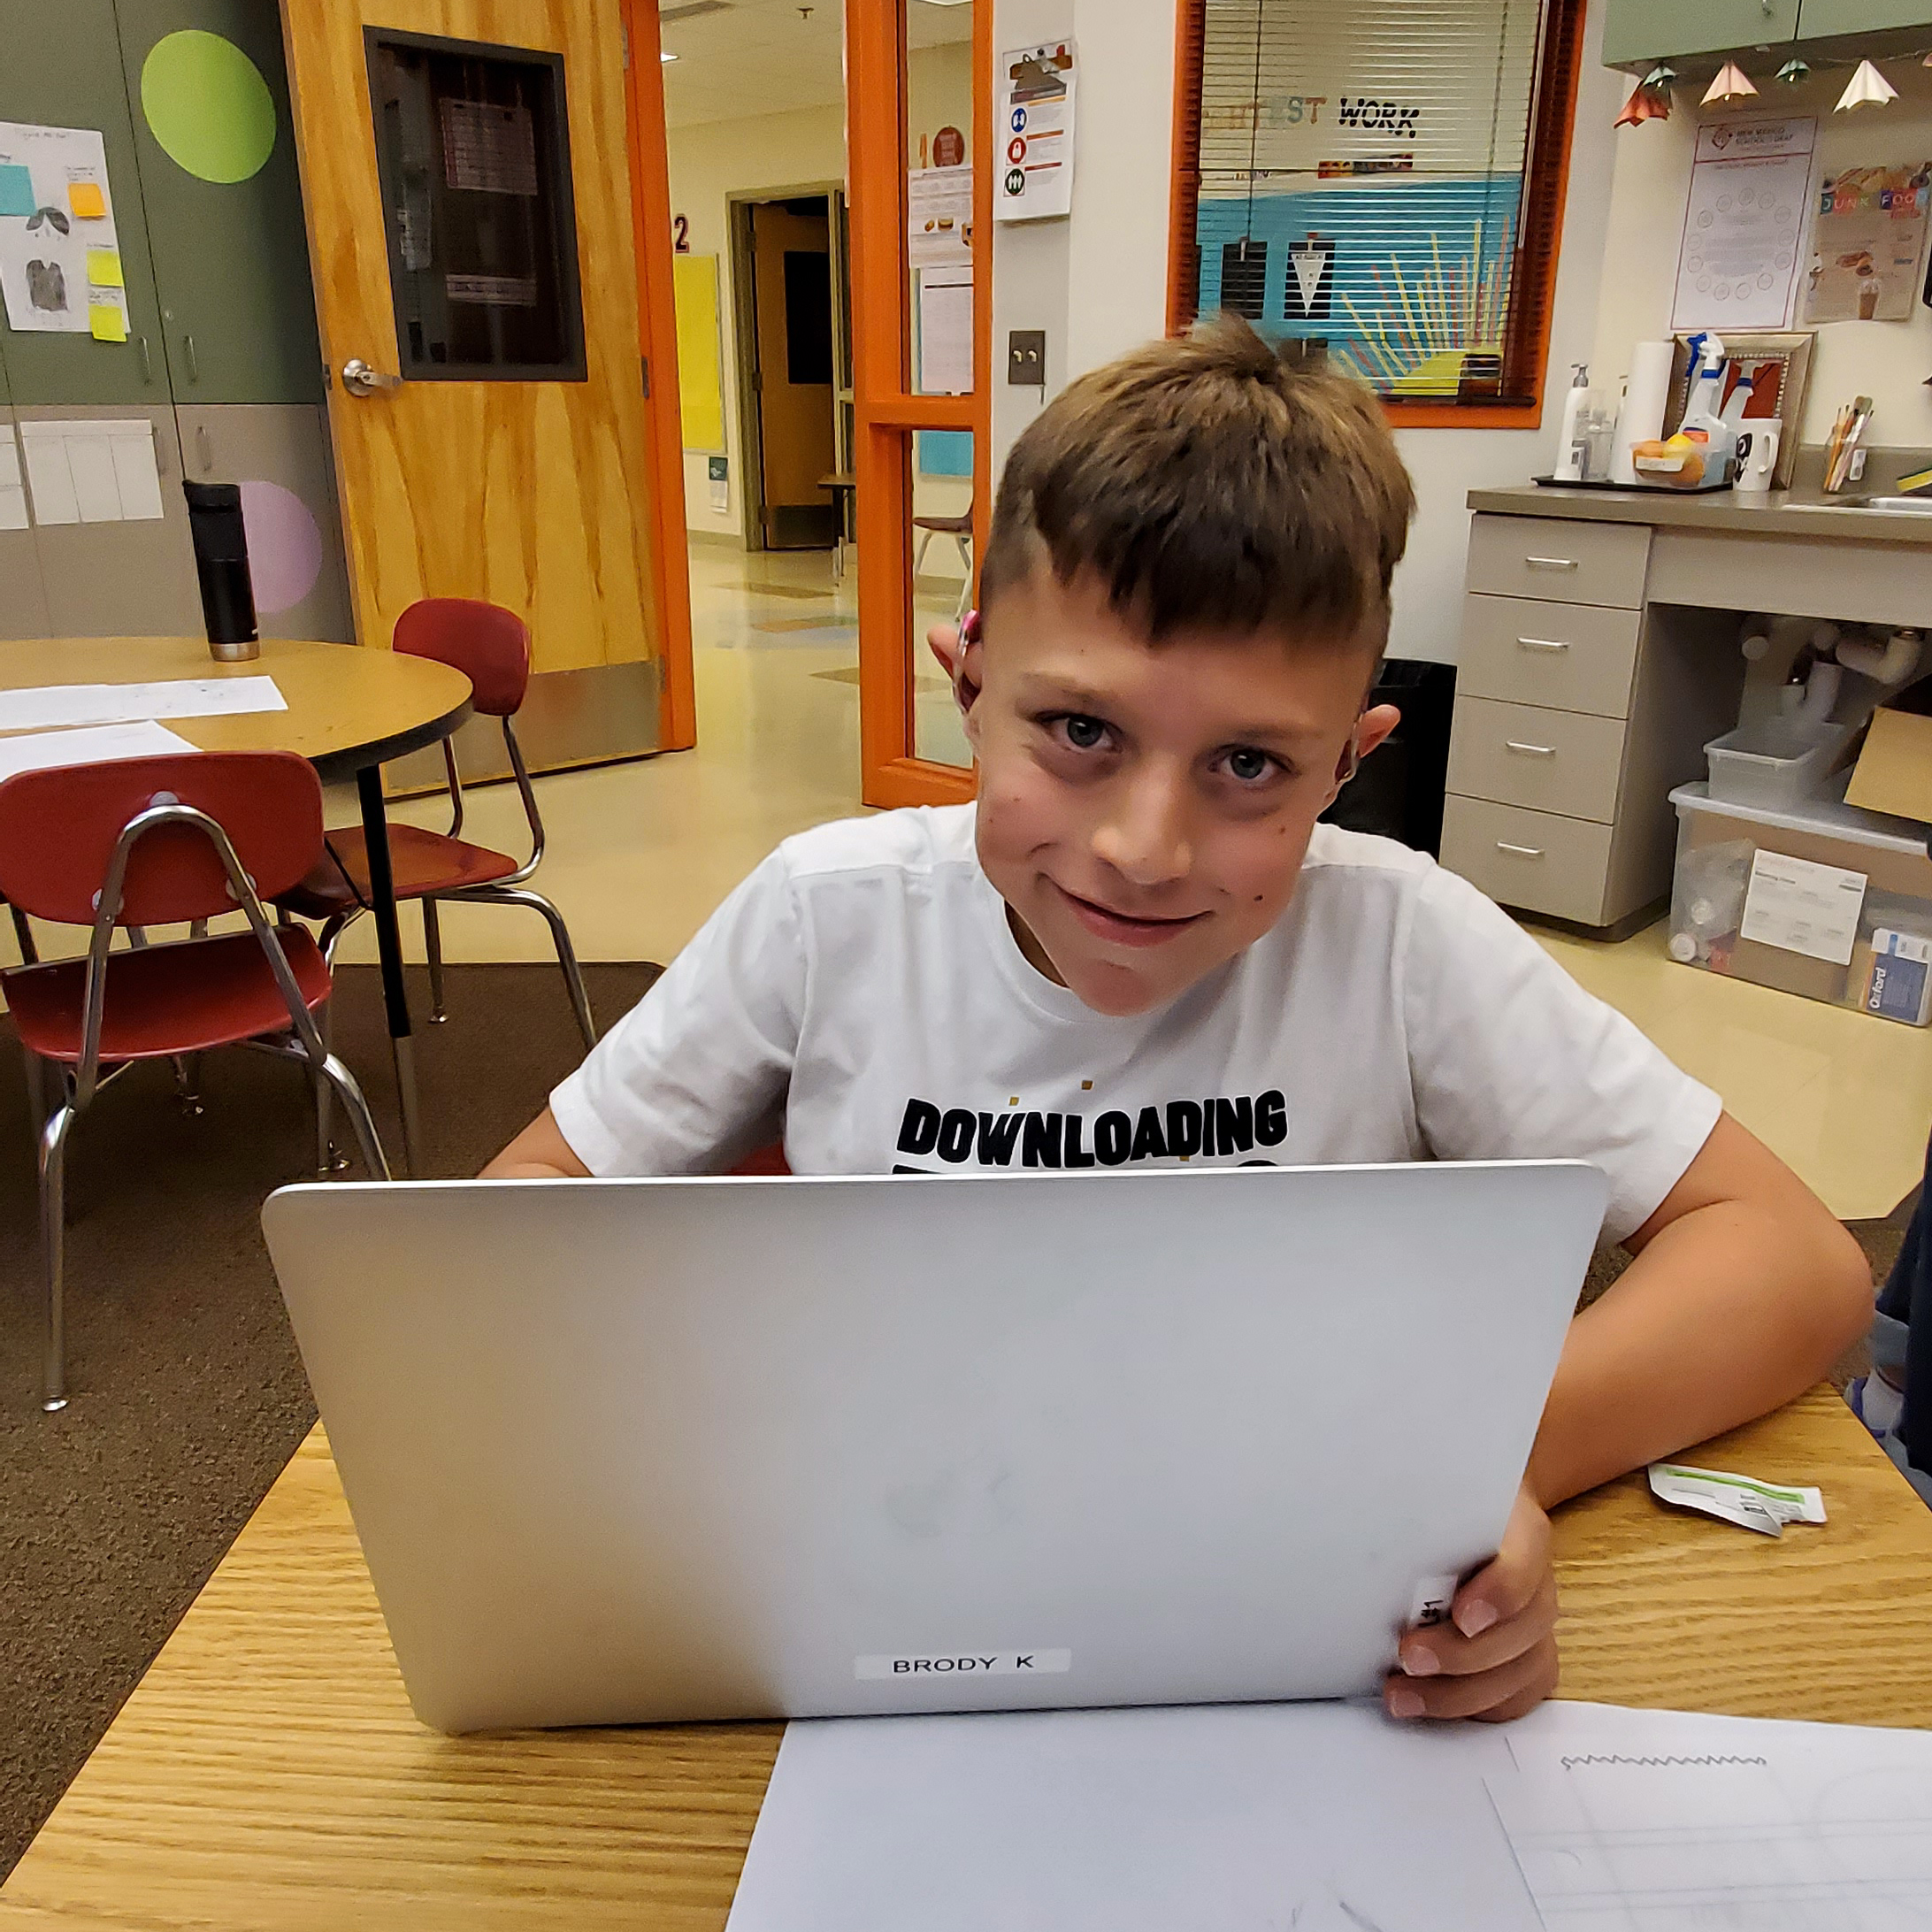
left=1553, top=364, right=1592, bottom=481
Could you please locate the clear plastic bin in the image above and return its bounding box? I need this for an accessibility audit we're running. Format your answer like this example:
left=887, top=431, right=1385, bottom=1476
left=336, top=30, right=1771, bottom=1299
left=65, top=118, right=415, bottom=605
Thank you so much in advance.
left=1703, top=721, right=1857, bottom=811
left=1668, top=783, right=1932, bottom=1021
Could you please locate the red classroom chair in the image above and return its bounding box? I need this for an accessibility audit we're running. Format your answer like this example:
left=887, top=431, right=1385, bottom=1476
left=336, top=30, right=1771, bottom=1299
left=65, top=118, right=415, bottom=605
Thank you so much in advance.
left=276, top=598, right=595, bottom=1168
left=0, top=752, right=388, bottom=1414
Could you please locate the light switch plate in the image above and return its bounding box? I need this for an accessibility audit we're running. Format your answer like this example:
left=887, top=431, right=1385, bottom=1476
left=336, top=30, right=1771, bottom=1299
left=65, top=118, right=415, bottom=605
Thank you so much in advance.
left=1008, top=329, right=1046, bottom=386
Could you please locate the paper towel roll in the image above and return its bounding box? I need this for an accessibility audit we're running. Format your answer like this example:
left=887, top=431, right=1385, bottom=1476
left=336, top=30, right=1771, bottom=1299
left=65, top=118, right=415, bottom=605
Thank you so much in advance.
left=1612, top=338, right=1675, bottom=485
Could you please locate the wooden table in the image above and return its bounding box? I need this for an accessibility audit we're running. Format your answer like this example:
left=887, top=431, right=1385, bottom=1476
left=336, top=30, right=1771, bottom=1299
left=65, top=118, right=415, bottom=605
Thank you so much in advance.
left=0, top=637, right=473, bottom=1175
left=2, top=1385, right=1928, bottom=1927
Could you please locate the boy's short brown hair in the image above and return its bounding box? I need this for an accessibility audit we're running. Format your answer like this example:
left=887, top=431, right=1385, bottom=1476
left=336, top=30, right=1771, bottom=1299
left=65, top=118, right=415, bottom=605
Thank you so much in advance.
left=978, top=313, right=1414, bottom=650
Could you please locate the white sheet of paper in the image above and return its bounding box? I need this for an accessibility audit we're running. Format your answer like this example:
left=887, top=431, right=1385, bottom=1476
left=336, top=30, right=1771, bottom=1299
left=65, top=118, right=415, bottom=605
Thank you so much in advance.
left=0, top=121, right=120, bottom=337
left=724, top=1698, right=1932, bottom=1932
left=0, top=719, right=196, bottom=781
left=0, top=675, right=287, bottom=732
left=1740, top=847, right=1867, bottom=964
left=916, top=267, right=973, bottom=396
left=19, top=421, right=78, bottom=525
left=107, top=420, right=162, bottom=519
left=0, top=425, right=26, bottom=533
left=1672, top=117, right=1815, bottom=332
left=65, top=426, right=121, bottom=522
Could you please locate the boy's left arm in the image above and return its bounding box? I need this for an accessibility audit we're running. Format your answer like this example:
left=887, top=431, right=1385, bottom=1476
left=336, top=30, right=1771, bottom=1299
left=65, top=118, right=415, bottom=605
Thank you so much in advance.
left=1386, top=1110, right=1871, bottom=1723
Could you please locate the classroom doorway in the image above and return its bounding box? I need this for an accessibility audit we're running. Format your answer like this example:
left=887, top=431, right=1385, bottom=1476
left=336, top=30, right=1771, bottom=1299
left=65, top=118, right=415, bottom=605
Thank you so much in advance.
left=728, top=188, right=852, bottom=554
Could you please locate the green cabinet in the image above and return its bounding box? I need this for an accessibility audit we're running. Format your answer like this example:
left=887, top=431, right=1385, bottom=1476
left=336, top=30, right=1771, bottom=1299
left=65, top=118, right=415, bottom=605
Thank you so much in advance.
left=115, top=0, right=323, bottom=403
left=1795, top=0, right=1932, bottom=34
left=0, top=0, right=175, bottom=408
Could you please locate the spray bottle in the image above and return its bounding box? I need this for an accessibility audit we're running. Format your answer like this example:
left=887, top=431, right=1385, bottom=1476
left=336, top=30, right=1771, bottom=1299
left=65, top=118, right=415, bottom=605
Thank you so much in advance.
left=1680, top=331, right=1738, bottom=483
left=1553, top=364, right=1592, bottom=482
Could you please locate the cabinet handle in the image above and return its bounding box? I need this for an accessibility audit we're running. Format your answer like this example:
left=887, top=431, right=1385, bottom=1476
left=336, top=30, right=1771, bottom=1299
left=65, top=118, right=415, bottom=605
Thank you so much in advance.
left=1516, top=635, right=1571, bottom=652
left=183, top=333, right=198, bottom=384
left=138, top=334, right=152, bottom=384
left=1524, top=556, right=1577, bottom=571
left=1495, top=840, right=1545, bottom=858
left=1505, top=740, right=1558, bottom=757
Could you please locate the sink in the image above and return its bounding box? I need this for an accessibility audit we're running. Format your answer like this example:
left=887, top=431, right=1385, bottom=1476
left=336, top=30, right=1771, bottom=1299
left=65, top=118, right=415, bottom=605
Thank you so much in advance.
left=1826, top=495, right=1932, bottom=513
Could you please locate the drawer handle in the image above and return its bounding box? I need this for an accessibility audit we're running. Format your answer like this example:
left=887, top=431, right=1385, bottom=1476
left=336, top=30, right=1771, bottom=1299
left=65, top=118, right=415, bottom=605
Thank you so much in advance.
left=1524, top=556, right=1578, bottom=571
left=1505, top=740, right=1558, bottom=757
left=1495, top=840, right=1545, bottom=858
left=1516, top=636, right=1571, bottom=653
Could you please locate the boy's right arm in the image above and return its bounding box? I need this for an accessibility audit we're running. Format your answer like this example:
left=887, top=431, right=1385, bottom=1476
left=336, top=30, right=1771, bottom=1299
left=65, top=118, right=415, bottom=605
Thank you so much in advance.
left=481, top=1107, right=594, bottom=1180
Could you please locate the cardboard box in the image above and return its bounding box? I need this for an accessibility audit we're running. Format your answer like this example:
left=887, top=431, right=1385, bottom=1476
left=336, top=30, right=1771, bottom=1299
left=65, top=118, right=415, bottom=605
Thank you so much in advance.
left=1846, top=682, right=1932, bottom=825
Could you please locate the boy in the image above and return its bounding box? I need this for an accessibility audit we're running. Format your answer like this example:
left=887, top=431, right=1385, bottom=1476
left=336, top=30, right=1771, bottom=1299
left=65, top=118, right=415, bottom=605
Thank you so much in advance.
left=486, top=316, right=1872, bottom=1723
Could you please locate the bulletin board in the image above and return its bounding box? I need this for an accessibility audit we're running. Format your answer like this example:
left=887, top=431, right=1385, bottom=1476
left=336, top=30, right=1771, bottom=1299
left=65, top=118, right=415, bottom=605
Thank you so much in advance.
left=673, top=252, right=724, bottom=453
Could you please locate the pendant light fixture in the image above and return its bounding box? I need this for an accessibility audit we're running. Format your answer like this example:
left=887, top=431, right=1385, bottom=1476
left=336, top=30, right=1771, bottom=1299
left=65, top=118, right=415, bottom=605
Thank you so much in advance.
left=1775, top=57, right=1811, bottom=83
left=1703, top=60, right=1758, bottom=105
left=1615, top=65, right=1674, bottom=127
left=1836, top=58, right=1898, bottom=111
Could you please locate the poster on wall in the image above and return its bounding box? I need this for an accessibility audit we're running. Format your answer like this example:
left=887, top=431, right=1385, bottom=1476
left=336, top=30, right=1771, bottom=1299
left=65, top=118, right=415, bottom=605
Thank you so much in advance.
left=916, top=266, right=973, bottom=395
left=995, top=42, right=1076, bottom=222
left=909, top=164, right=972, bottom=267
left=0, top=120, right=127, bottom=341
left=1670, top=118, right=1815, bottom=333
left=1803, top=163, right=1932, bottom=323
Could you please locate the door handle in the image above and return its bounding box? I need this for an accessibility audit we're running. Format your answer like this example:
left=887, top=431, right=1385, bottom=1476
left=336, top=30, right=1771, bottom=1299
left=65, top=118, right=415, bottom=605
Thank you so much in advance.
left=341, top=357, right=404, bottom=397
left=1505, top=740, right=1558, bottom=757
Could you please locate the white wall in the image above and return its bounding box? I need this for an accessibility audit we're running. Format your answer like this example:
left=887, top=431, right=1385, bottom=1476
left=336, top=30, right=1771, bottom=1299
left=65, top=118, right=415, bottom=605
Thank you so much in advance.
left=667, top=43, right=977, bottom=549
left=989, top=0, right=1629, bottom=665
left=1591, top=62, right=1932, bottom=449
left=667, top=101, right=846, bottom=539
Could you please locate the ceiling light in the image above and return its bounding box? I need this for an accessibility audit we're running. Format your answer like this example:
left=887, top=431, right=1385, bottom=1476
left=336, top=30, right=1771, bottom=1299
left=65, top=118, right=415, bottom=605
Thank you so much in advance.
left=1836, top=58, right=1898, bottom=111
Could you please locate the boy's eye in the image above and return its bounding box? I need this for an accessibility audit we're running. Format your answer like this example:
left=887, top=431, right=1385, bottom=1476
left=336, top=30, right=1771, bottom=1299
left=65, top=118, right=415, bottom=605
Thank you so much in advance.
left=1223, top=746, right=1281, bottom=785
left=1060, top=714, right=1108, bottom=750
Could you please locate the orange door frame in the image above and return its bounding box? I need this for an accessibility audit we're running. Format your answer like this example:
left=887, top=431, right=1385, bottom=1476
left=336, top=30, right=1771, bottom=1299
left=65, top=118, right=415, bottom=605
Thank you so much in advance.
left=847, top=0, right=990, bottom=809
left=623, top=0, right=698, bottom=751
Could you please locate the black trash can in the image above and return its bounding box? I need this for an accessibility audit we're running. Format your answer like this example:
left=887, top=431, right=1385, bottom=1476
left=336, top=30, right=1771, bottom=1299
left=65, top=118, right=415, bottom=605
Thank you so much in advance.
left=1321, top=657, right=1456, bottom=857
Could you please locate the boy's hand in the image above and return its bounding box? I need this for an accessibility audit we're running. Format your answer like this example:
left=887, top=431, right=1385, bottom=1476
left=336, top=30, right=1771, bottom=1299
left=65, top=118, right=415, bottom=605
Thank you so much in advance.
left=1383, top=1484, right=1558, bottom=1723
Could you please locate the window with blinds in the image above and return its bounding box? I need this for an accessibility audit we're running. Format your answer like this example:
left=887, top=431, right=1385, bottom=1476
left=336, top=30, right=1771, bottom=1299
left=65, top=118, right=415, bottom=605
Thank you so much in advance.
left=1173, top=0, right=1582, bottom=413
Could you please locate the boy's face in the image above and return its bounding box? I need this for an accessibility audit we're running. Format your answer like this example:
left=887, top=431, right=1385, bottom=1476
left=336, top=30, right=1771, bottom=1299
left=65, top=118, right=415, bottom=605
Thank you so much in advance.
left=941, top=565, right=1398, bottom=1018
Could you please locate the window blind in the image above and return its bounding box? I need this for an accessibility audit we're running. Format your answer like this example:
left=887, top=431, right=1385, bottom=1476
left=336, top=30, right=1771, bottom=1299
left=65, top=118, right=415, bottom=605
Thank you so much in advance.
left=1192, top=0, right=1552, bottom=402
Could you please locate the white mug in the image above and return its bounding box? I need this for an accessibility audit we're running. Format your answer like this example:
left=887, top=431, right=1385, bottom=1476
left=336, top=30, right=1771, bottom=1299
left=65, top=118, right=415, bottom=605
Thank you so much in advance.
left=1733, top=418, right=1782, bottom=494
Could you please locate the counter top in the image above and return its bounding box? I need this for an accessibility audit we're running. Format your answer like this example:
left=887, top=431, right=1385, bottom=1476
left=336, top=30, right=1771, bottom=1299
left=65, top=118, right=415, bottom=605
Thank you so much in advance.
left=1467, top=482, right=1932, bottom=546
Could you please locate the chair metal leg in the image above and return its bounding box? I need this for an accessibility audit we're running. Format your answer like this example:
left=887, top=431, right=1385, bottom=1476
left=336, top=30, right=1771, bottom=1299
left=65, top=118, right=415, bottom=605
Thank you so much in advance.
left=171, top=1054, right=204, bottom=1116
left=423, top=900, right=447, bottom=1023
left=40, top=1098, right=76, bottom=1414
left=488, top=887, right=596, bottom=1050
left=9, top=902, right=37, bottom=966
left=317, top=1051, right=391, bottom=1181
left=915, top=528, right=934, bottom=575
left=312, top=1000, right=348, bottom=1178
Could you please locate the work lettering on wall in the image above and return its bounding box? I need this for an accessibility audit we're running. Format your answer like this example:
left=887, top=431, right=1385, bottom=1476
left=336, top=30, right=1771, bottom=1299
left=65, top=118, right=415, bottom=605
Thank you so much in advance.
left=1336, top=96, right=1419, bottom=138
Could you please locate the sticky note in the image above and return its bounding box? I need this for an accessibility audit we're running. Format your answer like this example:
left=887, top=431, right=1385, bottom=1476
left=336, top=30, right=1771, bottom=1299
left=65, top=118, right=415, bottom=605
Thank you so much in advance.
left=0, top=164, right=34, bottom=218
left=89, top=302, right=128, bottom=342
left=67, top=180, right=106, bottom=219
left=85, top=246, right=123, bottom=288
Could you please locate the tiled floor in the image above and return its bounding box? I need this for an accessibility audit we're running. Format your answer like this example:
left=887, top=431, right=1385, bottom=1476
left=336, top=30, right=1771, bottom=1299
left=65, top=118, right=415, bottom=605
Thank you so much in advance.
left=9, top=536, right=1928, bottom=1218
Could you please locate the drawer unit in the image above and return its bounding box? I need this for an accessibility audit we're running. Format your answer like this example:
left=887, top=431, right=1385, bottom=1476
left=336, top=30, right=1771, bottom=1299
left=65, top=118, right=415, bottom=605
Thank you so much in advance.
left=1446, top=696, right=1629, bottom=824
left=1457, top=594, right=1642, bottom=719
left=1440, top=796, right=1614, bottom=927
left=1465, top=514, right=1651, bottom=609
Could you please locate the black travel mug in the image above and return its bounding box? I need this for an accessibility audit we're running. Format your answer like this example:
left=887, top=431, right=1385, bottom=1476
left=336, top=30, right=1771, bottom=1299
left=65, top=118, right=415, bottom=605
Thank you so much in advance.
left=181, top=479, right=259, bottom=662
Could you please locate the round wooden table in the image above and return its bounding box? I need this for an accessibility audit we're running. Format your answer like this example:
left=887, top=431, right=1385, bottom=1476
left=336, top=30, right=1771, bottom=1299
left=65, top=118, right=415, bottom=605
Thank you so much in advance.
left=0, top=636, right=475, bottom=1175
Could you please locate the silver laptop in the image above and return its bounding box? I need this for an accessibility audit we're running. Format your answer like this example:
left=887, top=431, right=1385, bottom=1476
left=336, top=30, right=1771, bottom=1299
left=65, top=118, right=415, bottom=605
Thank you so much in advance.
left=262, top=1162, right=1605, bottom=1734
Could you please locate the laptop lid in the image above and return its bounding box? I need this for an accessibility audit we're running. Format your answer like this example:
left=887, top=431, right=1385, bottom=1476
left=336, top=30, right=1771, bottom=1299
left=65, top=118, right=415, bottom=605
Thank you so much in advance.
left=263, top=1161, right=1605, bottom=1732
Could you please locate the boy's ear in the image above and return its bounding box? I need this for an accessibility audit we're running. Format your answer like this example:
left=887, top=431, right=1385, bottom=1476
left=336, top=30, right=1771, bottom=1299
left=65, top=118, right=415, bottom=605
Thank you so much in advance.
left=1326, top=702, right=1401, bottom=802
left=927, top=610, right=984, bottom=717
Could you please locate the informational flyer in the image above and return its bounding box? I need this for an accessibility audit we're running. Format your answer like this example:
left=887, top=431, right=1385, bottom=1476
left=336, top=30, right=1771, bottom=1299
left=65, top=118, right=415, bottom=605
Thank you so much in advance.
left=1804, top=161, right=1932, bottom=323
left=1739, top=847, right=1867, bottom=965
left=1671, top=117, right=1814, bottom=332
left=916, top=266, right=973, bottom=395
left=0, top=120, right=126, bottom=340
left=908, top=163, right=972, bottom=268
left=995, top=42, right=1076, bottom=222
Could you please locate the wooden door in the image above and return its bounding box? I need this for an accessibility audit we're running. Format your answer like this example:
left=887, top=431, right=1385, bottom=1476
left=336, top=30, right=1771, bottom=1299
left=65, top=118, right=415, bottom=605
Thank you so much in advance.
left=280, top=0, right=688, bottom=769
left=749, top=199, right=835, bottom=550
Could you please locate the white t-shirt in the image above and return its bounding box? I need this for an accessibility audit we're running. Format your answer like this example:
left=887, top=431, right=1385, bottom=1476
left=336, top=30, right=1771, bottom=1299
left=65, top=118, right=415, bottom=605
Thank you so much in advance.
left=551, top=805, right=1721, bottom=1244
